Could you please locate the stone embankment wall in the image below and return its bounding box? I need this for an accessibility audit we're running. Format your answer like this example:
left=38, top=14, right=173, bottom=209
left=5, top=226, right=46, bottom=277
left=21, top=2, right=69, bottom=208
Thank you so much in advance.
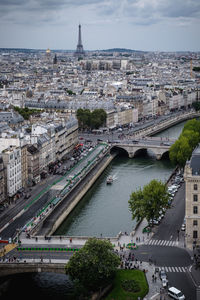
left=34, top=152, right=115, bottom=236
left=49, top=154, right=114, bottom=235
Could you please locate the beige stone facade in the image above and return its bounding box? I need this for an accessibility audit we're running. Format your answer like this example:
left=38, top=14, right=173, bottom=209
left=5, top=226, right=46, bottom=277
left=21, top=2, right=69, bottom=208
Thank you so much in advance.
left=184, top=149, right=200, bottom=250
left=0, top=157, right=6, bottom=204
left=21, top=145, right=28, bottom=188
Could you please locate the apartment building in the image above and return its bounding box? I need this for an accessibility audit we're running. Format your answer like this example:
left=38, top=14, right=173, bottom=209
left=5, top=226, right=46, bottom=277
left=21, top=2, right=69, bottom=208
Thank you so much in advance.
left=184, top=146, right=200, bottom=250
left=54, top=118, right=78, bottom=161
left=27, top=145, right=40, bottom=185
left=37, top=133, right=55, bottom=172
left=0, top=157, right=6, bottom=204
left=21, top=144, right=28, bottom=188
left=2, top=146, right=22, bottom=200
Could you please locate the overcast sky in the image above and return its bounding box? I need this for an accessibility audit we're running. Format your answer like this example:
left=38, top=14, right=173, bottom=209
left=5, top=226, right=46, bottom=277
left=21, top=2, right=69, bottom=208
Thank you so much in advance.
left=0, top=0, right=199, bottom=51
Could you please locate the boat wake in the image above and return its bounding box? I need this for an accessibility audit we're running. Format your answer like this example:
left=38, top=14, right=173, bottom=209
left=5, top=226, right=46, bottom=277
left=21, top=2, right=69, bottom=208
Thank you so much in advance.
left=112, top=173, right=118, bottom=181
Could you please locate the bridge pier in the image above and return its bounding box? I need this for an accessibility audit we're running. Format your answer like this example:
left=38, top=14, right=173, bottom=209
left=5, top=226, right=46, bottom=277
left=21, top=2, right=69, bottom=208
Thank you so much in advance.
left=156, top=153, right=162, bottom=160
left=128, top=152, right=135, bottom=158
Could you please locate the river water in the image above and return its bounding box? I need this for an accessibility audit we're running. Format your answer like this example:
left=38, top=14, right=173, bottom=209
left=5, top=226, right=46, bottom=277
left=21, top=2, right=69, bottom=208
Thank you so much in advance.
left=1, top=120, right=186, bottom=299
left=55, top=120, right=186, bottom=237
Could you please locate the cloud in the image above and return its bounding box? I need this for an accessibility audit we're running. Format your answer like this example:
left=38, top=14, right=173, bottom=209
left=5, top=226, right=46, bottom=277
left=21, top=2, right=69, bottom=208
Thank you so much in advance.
left=94, top=0, right=200, bottom=26
left=0, top=0, right=199, bottom=51
left=0, top=0, right=199, bottom=27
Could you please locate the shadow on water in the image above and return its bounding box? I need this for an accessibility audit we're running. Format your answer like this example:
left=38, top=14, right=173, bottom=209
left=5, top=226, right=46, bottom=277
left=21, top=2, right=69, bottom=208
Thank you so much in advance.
left=0, top=273, right=75, bottom=300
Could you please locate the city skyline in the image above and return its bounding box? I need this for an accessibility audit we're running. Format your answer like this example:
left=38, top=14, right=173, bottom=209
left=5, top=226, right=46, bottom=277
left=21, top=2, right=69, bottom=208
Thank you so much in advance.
left=0, top=0, right=200, bottom=52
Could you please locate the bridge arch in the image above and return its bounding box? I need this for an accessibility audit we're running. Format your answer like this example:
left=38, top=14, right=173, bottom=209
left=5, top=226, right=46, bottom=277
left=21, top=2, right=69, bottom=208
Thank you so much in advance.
left=159, top=150, right=169, bottom=160
left=110, top=143, right=171, bottom=160
left=134, top=148, right=150, bottom=158
left=110, top=145, right=129, bottom=157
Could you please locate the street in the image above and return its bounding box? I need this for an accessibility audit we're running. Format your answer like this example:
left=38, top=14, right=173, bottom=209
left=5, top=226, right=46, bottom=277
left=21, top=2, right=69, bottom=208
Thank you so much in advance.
left=0, top=143, right=107, bottom=239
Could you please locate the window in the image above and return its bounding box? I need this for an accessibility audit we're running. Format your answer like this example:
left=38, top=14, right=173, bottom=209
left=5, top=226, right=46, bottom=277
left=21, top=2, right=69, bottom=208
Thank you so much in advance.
left=193, top=231, right=198, bottom=239
left=193, top=206, right=198, bottom=214
left=193, top=220, right=198, bottom=226
left=193, top=194, right=198, bottom=202
left=194, top=184, right=198, bottom=190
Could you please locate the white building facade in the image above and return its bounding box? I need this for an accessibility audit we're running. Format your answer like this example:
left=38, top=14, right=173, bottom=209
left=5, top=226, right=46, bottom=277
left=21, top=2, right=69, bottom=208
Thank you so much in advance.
left=2, top=146, right=22, bottom=199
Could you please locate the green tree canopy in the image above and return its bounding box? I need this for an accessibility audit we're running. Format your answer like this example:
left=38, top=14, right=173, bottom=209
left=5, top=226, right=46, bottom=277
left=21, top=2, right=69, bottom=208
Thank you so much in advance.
left=182, top=119, right=200, bottom=135
left=13, top=106, right=42, bottom=120
left=90, top=109, right=107, bottom=129
left=169, top=118, right=200, bottom=167
left=129, top=179, right=170, bottom=225
left=181, top=129, right=200, bottom=149
left=76, top=108, right=91, bottom=129
left=192, top=101, right=200, bottom=111
left=169, top=136, right=192, bottom=167
left=65, top=238, right=120, bottom=293
left=76, top=108, right=107, bottom=130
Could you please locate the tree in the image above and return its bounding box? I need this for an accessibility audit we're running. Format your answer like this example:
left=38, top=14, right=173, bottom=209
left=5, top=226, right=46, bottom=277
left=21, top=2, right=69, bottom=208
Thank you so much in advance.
left=129, top=179, right=170, bottom=225
left=76, top=108, right=107, bottom=130
left=169, top=119, right=200, bottom=167
left=192, top=101, right=200, bottom=111
left=182, top=119, right=200, bottom=135
left=169, top=136, right=192, bottom=167
left=181, top=129, right=200, bottom=150
left=193, top=66, right=200, bottom=72
left=65, top=238, right=120, bottom=293
left=128, top=188, right=144, bottom=223
left=76, top=108, right=91, bottom=129
left=90, top=109, right=107, bottom=129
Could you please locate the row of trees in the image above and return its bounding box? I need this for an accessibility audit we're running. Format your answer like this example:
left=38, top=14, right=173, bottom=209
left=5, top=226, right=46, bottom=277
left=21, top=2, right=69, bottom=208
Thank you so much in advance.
left=14, top=106, right=43, bottom=120
left=169, top=118, right=200, bottom=167
left=76, top=108, right=107, bottom=130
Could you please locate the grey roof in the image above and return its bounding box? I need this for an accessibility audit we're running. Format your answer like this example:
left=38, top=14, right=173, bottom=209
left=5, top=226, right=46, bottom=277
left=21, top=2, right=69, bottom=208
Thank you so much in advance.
left=25, top=99, right=114, bottom=111
left=0, top=112, right=24, bottom=124
left=37, top=134, right=50, bottom=146
left=190, top=145, right=200, bottom=175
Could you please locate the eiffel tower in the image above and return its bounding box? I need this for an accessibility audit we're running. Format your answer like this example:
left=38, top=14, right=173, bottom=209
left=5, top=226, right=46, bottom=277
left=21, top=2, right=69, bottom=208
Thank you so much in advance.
left=74, top=24, right=85, bottom=58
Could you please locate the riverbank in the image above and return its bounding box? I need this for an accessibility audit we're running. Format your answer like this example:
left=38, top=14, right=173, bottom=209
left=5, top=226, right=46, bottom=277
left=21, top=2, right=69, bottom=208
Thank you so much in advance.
left=35, top=151, right=116, bottom=236
left=30, top=112, right=191, bottom=238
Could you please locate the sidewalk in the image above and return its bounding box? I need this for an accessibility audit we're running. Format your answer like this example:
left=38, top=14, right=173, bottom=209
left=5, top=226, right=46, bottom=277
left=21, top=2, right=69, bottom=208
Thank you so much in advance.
left=189, top=264, right=200, bottom=288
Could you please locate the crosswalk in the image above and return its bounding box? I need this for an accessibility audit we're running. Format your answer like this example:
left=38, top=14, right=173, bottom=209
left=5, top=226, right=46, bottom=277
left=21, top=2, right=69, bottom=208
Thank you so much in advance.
left=158, top=266, right=188, bottom=273
left=145, top=239, right=177, bottom=247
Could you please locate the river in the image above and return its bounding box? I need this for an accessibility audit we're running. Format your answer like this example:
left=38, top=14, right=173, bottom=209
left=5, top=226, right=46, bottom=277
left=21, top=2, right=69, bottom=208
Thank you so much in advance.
left=54, top=120, right=186, bottom=237
left=1, top=120, right=186, bottom=299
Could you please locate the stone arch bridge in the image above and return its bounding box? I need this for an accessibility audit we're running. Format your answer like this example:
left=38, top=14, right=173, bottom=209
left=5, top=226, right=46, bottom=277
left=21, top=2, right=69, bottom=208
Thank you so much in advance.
left=110, top=138, right=174, bottom=160
left=0, top=262, right=65, bottom=277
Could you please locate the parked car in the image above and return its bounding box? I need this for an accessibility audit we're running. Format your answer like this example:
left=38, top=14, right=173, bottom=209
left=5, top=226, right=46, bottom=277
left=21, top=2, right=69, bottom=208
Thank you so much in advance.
left=181, top=224, right=186, bottom=231
left=168, top=287, right=185, bottom=300
left=159, top=269, right=167, bottom=280
left=24, top=193, right=31, bottom=199
left=162, top=277, right=168, bottom=288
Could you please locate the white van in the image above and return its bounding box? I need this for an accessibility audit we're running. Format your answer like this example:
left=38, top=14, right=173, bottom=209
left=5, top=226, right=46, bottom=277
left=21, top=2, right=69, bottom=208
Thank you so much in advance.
left=168, top=287, right=185, bottom=300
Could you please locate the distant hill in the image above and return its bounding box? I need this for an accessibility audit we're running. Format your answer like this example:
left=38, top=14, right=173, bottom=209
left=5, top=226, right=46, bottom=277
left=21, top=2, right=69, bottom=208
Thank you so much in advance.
left=99, top=48, right=144, bottom=53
